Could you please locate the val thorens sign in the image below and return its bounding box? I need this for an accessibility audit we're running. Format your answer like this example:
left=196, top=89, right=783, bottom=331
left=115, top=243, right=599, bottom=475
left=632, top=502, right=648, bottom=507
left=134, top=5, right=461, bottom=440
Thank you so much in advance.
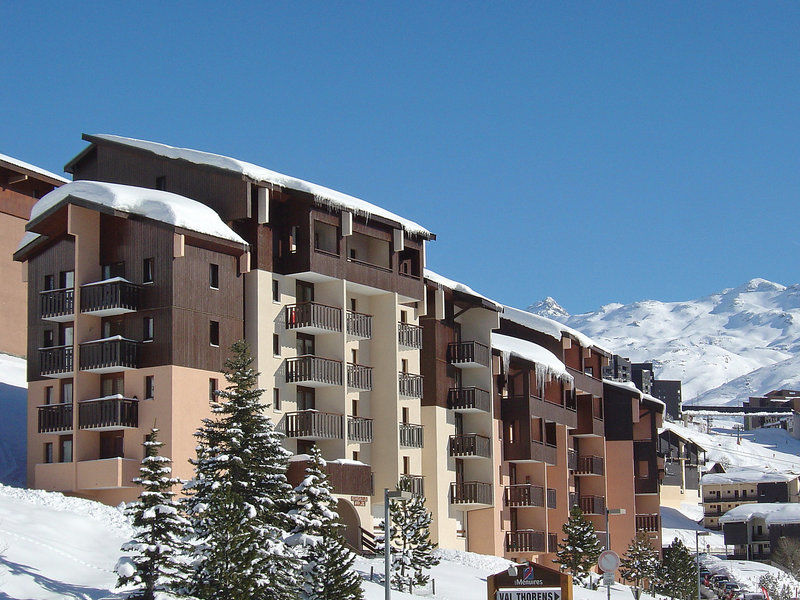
left=487, top=561, right=573, bottom=600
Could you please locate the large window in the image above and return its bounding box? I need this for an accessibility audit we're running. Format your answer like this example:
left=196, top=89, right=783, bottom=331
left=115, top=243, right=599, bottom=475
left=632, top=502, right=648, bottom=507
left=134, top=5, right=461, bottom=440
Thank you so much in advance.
left=209, top=321, right=220, bottom=347
left=346, top=232, right=391, bottom=269
left=314, top=220, right=338, bottom=254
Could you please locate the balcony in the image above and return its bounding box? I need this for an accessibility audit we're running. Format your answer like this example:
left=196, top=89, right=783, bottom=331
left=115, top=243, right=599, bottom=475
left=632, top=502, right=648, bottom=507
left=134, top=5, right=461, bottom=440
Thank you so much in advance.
left=504, top=484, right=545, bottom=508
left=636, top=514, right=660, bottom=532
left=449, top=481, right=492, bottom=509
left=398, top=372, right=423, bottom=398
left=79, top=338, right=139, bottom=373
left=531, top=394, right=578, bottom=429
left=505, top=529, right=546, bottom=553
left=399, top=423, right=424, bottom=448
left=580, top=495, right=606, bottom=515
left=575, top=455, right=604, bottom=476
left=448, top=434, right=491, bottom=459
left=78, top=396, right=138, bottom=431
left=39, top=345, right=74, bottom=378
left=448, top=341, right=490, bottom=369
left=568, top=367, right=603, bottom=397
left=287, top=457, right=373, bottom=496
left=346, top=311, right=372, bottom=340
left=38, top=403, right=73, bottom=433
left=285, top=356, right=342, bottom=387
left=76, top=457, right=139, bottom=490
left=284, top=410, right=344, bottom=440
left=505, top=438, right=557, bottom=465
left=398, top=322, right=423, bottom=349
left=40, top=288, right=74, bottom=322
left=347, top=363, right=373, bottom=391
left=635, top=476, right=659, bottom=495
left=285, top=302, right=342, bottom=335
left=448, top=387, right=491, bottom=413
left=574, top=402, right=604, bottom=437
left=80, top=279, right=141, bottom=317
left=400, top=474, right=424, bottom=497
left=347, top=416, right=373, bottom=443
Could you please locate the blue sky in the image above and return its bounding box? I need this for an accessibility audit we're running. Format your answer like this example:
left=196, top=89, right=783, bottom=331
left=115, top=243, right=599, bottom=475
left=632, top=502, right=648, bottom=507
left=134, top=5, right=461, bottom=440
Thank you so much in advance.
left=2, top=3, right=799, bottom=314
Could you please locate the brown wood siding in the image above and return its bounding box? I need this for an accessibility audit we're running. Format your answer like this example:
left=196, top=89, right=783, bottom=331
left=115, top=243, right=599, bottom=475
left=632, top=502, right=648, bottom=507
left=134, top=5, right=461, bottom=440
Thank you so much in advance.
left=0, top=188, right=39, bottom=220
left=420, top=314, right=457, bottom=409
left=27, top=237, right=75, bottom=381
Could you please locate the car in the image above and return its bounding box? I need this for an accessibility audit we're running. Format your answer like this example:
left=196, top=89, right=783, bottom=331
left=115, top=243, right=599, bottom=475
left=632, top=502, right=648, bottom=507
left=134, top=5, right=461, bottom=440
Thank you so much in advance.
left=725, top=583, right=742, bottom=592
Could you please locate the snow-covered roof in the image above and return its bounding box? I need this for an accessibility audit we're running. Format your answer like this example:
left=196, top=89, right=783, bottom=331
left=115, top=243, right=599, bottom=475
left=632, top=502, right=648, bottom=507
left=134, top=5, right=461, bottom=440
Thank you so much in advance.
left=0, top=152, right=69, bottom=184
left=84, top=134, right=433, bottom=239
left=643, top=393, right=666, bottom=413
left=491, top=332, right=572, bottom=385
left=501, top=305, right=606, bottom=353
left=25, top=181, right=247, bottom=245
left=719, top=503, right=800, bottom=525
left=603, top=378, right=643, bottom=398
left=423, top=269, right=502, bottom=311
left=659, top=421, right=708, bottom=451
left=701, top=468, right=796, bottom=486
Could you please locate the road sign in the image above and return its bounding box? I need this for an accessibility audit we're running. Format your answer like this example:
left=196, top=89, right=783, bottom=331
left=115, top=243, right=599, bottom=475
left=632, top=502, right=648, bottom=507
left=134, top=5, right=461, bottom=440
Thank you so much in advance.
left=602, top=572, right=614, bottom=586
left=598, top=550, right=620, bottom=573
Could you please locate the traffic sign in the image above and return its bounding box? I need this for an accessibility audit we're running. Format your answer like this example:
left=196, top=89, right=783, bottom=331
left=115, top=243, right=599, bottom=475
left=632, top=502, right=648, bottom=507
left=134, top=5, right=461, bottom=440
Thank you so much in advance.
left=598, top=550, right=620, bottom=573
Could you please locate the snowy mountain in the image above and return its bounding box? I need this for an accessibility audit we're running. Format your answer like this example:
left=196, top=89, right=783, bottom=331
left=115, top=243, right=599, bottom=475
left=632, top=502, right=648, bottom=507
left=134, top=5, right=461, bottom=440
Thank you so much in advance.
left=526, top=296, right=570, bottom=321
left=528, top=278, right=800, bottom=404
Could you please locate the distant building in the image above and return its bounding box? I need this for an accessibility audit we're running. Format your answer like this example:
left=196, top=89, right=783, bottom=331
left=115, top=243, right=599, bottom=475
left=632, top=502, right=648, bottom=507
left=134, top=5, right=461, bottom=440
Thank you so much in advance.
left=743, top=389, right=800, bottom=430
left=652, top=380, right=682, bottom=420
left=700, top=469, right=800, bottom=530
left=631, top=363, right=654, bottom=395
left=720, top=503, right=800, bottom=561
left=658, top=424, right=706, bottom=510
left=602, top=354, right=631, bottom=382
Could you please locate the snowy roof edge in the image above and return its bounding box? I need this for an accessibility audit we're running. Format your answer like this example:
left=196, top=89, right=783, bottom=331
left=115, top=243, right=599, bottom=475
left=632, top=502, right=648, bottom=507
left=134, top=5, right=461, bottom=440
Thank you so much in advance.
left=0, top=152, right=69, bottom=184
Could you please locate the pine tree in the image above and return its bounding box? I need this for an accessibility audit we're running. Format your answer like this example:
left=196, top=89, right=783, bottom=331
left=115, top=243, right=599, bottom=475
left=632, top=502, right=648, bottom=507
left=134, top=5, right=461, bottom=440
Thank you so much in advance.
left=619, top=532, right=659, bottom=598
left=554, top=505, right=603, bottom=583
left=654, top=538, right=697, bottom=600
left=116, top=428, right=191, bottom=600
left=286, top=446, right=363, bottom=600
left=388, top=477, right=440, bottom=593
left=184, top=340, right=299, bottom=600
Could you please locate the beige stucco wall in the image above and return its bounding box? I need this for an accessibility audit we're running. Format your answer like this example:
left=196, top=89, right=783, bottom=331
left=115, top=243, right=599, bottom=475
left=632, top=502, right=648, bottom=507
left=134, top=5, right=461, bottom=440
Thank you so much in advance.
left=660, top=481, right=701, bottom=511
left=0, top=211, right=29, bottom=357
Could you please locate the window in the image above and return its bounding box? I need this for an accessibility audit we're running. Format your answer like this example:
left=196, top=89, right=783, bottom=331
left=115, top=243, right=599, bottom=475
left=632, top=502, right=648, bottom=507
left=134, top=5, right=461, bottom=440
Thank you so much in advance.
left=402, top=407, right=409, bottom=424
left=61, top=380, right=73, bottom=404
left=402, top=456, right=410, bottom=475
left=145, top=375, right=155, bottom=400
left=209, top=263, right=219, bottom=289
left=350, top=298, right=357, bottom=312
left=297, top=387, right=315, bottom=411
left=43, top=274, right=55, bottom=290
left=400, top=310, right=407, bottom=323
left=44, top=386, right=53, bottom=405
left=59, top=436, right=73, bottom=463
left=60, top=324, right=74, bottom=347
left=273, top=388, right=281, bottom=411
left=99, top=431, right=124, bottom=459
left=101, top=374, right=124, bottom=397
left=273, top=334, right=281, bottom=357
left=272, top=279, right=280, bottom=302
left=209, top=321, right=219, bottom=346
left=102, top=261, right=125, bottom=280
left=209, top=378, right=218, bottom=402
left=351, top=399, right=359, bottom=417
left=352, top=451, right=360, bottom=462
left=155, top=176, right=166, bottom=190
left=290, top=226, right=299, bottom=253
left=314, top=220, right=338, bottom=254
left=102, top=317, right=123, bottom=338
left=44, top=443, right=53, bottom=464
left=143, top=317, right=154, bottom=342
left=296, top=281, right=314, bottom=302
left=638, top=461, right=649, bottom=478
left=296, top=333, right=314, bottom=356
left=401, top=358, right=408, bottom=373
left=351, top=349, right=357, bottom=364
left=584, top=366, right=593, bottom=377
left=143, top=258, right=154, bottom=284
left=59, top=270, right=74, bottom=289
left=43, top=330, right=54, bottom=348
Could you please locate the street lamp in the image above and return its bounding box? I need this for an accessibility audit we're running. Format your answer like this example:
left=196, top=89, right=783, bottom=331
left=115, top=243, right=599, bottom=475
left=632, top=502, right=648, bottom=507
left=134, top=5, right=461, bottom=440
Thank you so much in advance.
left=384, top=488, right=413, bottom=600
left=696, top=530, right=710, bottom=600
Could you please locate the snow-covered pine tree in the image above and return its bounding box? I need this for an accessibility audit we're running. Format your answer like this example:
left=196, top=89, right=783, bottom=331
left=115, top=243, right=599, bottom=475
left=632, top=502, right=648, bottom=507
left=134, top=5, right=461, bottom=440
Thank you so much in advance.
left=619, top=531, right=659, bottom=598
left=184, top=340, right=299, bottom=600
left=554, top=505, right=603, bottom=583
left=654, top=538, right=697, bottom=600
left=116, top=428, right=191, bottom=600
left=286, top=446, right=363, bottom=600
left=388, top=476, right=440, bottom=593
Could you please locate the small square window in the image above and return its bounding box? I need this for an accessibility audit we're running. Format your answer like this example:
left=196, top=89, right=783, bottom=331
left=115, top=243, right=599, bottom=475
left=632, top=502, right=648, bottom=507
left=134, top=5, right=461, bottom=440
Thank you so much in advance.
left=145, top=375, right=155, bottom=400
left=143, top=258, right=154, bottom=284
left=209, top=321, right=220, bottom=346
left=353, top=450, right=359, bottom=462
left=273, top=334, right=280, bottom=357
left=209, top=378, right=218, bottom=402
left=272, top=279, right=280, bottom=302
left=155, top=176, right=166, bottom=190
left=209, top=264, right=219, bottom=289
left=143, top=317, right=154, bottom=342
left=43, top=330, right=54, bottom=348
left=273, top=388, right=281, bottom=411
left=43, top=274, right=55, bottom=290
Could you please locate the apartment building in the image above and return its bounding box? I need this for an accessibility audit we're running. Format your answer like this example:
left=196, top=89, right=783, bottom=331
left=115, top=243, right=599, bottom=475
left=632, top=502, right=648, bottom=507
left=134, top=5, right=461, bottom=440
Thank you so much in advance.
left=700, top=468, right=800, bottom=530
left=745, top=389, right=800, bottom=430
left=720, top=503, right=800, bottom=561
left=1, top=153, right=67, bottom=357
left=658, top=423, right=706, bottom=510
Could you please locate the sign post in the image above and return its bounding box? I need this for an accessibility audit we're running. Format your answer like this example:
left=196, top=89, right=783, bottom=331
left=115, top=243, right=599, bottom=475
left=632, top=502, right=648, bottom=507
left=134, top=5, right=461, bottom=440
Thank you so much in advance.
left=487, top=561, right=572, bottom=600
left=598, top=550, right=620, bottom=600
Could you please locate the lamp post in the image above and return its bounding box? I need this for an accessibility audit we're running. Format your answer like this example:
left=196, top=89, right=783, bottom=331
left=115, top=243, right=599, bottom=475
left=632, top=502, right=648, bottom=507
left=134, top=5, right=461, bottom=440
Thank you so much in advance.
left=384, top=488, right=413, bottom=600
left=696, top=530, right=710, bottom=600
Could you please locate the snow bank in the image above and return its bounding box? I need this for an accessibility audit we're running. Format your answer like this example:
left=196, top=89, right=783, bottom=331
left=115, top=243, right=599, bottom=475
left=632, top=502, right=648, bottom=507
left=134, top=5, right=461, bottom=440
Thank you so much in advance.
left=26, top=180, right=247, bottom=245
left=90, top=134, right=433, bottom=238
left=719, top=502, right=800, bottom=525
left=0, top=152, right=69, bottom=183
left=424, top=269, right=502, bottom=311
left=701, top=467, right=795, bottom=485
left=491, top=332, right=573, bottom=390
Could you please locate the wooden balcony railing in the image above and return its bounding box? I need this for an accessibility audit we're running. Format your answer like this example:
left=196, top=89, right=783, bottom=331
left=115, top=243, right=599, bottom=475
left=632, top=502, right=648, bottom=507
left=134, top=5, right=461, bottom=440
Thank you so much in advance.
left=40, top=287, right=74, bottom=320
left=399, top=423, right=424, bottom=448
left=79, top=338, right=139, bottom=372
left=504, top=484, right=545, bottom=507
left=80, top=279, right=141, bottom=315
left=284, top=410, right=343, bottom=440
left=399, top=474, right=424, bottom=497
left=347, top=363, right=373, bottom=390
left=447, top=387, right=491, bottom=413
left=398, top=322, right=423, bottom=349
left=576, top=455, right=604, bottom=476
left=548, top=533, right=559, bottom=552
left=78, top=396, right=138, bottom=430
left=447, top=340, right=490, bottom=368
left=568, top=448, right=578, bottom=471
left=580, top=495, right=605, bottom=515
left=505, top=529, right=546, bottom=553
left=285, top=356, right=342, bottom=386
left=39, top=345, right=73, bottom=376
left=635, top=513, right=660, bottom=532
left=449, top=481, right=492, bottom=506
left=346, top=311, right=372, bottom=339
left=398, top=372, right=423, bottom=398
left=448, top=434, right=491, bottom=458
left=347, top=416, right=373, bottom=443
left=285, top=302, right=342, bottom=333
left=288, top=457, right=373, bottom=496
left=547, top=488, right=557, bottom=509
left=38, top=403, right=73, bottom=433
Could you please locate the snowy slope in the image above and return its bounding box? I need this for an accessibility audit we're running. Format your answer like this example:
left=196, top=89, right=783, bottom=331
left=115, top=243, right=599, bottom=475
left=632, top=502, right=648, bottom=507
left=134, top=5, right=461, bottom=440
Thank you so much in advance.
left=529, top=278, right=800, bottom=404
left=0, top=354, right=27, bottom=488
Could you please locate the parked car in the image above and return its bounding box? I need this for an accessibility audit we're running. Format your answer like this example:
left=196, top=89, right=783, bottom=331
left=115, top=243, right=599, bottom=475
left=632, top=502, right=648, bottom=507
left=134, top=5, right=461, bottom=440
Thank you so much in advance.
left=742, top=593, right=765, bottom=600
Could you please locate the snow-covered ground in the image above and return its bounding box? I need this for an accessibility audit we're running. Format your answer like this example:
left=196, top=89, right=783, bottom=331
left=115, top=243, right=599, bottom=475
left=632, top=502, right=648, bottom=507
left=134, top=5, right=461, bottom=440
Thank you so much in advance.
left=702, top=554, right=800, bottom=593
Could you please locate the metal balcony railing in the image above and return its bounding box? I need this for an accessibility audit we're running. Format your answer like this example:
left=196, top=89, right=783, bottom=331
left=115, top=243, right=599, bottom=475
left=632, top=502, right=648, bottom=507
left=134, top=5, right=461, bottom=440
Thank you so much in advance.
left=38, top=403, right=73, bottom=433
left=78, top=397, right=139, bottom=430
left=40, top=288, right=74, bottom=320
left=448, top=434, right=491, bottom=458
left=447, top=340, right=490, bottom=368
left=80, top=279, right=141, bottom=314
left=548, top=533, right=559, bottom=552
left=504, top=484, right=545, bottom=508
left=347, top=363, right=373, bottom=391
left=398, top=322, right=423, bottom=349
left=285, top=302, right=342, bottom=333
left=447, top=387, right=491, bottom=413
left=346, top=311, right=372, bottom=339
left=79, top=338, right=139, bottom=372
left=450, top=481, right=492, bottom=506
left=284, top=410, right=343, bottom=440
left=39, top=345, right=73, bottom=376
left=347, top=416, right=374, bottom=443
left=398, top=372, right=423, bottom=398
left=505, top=530, right=546, bottom=553
left=575, top=455, right=604, bottom=476
left=399, top=474, right=424, bottom=497
left=399, top=423, right=424, bottom=448
left=285, top=356, right=342, bottom=386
